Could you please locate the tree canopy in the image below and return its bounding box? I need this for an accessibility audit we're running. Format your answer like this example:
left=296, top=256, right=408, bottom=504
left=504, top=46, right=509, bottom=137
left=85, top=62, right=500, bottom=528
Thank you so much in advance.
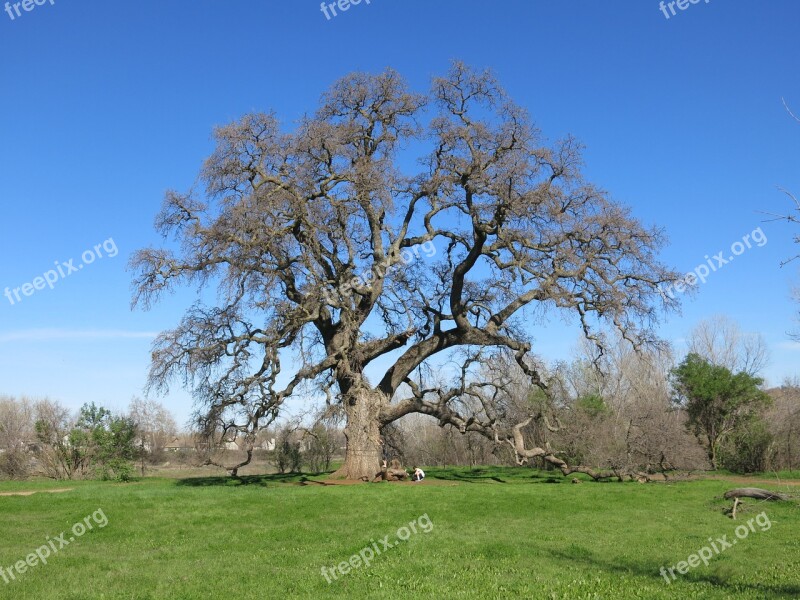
left=671, top=353, right=771, bottom=470
left=132, top=62, right=680, bottom=480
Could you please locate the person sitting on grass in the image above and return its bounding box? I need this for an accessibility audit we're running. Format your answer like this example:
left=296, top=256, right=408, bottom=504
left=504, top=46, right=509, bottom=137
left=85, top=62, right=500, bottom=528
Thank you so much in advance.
left=411, top=466, right=425, bottom=482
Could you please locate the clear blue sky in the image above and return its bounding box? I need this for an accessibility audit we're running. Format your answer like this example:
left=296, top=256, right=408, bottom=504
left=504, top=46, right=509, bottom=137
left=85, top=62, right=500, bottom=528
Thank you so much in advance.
left=1, top=0, right=798, bottom=425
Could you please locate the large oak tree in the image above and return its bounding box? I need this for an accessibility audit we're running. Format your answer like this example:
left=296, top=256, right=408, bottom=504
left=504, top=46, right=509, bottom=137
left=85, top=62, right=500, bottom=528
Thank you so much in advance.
left=132, top=63, right=680, bottom=480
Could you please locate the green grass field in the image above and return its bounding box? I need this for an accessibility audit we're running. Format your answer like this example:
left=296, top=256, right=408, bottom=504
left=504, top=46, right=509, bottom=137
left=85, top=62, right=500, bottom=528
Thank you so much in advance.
left=0, top=468, right=798, bottom=599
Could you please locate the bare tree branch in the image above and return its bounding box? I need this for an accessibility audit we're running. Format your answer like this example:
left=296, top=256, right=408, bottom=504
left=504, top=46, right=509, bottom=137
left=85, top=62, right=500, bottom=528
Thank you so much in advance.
left=132, top=63, right=682, bottom=479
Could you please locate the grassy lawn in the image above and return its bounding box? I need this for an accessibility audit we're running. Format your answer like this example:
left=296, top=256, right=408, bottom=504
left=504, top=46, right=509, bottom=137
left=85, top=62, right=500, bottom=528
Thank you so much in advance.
left=0, top=468, right=798, bottom=599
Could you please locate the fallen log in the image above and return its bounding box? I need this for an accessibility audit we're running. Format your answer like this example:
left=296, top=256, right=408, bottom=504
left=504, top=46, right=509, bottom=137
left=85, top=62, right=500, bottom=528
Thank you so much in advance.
left=373, top=458, right=410, bottom=482
left=384, top=468, right=409, bottom=481
left=723, top=488, right=788, bottom=501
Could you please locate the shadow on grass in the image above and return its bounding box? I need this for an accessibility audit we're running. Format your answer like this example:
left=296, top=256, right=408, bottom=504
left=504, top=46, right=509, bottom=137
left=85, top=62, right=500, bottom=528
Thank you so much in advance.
left=175, top=472, right=332, bottom=487
left=176, top=467, right=588, bottom=487
left=426, top=467, right=565, bottom=484
left=549, top=547, right=800, bottom=599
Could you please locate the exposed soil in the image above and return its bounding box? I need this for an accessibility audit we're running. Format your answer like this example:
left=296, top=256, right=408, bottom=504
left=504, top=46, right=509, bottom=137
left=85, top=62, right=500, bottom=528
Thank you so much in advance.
left=705, top=475, right=800, bottom=488
left=299, top=479, right=365, bottom=486
left=0, top=488, right=74, bottom=497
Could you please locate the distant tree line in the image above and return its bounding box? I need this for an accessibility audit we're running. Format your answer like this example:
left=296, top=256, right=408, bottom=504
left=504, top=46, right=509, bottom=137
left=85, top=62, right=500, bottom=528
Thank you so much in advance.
left=0, top=396, right=176, bottom=481
left=2, top=316, right=797, bottom=480
left=394, top=317, right=800, bottom=476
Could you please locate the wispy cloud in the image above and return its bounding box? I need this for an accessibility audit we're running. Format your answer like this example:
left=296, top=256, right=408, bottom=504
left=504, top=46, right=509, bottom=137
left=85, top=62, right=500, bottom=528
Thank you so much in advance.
left=0, top=329, right=159, bottom=343
left=776, top=341, right=800, bottom=351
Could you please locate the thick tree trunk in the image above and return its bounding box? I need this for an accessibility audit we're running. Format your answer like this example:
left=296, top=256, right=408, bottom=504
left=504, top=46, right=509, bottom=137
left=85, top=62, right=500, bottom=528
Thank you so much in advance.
left=332, top=387, right=384, bottom=480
